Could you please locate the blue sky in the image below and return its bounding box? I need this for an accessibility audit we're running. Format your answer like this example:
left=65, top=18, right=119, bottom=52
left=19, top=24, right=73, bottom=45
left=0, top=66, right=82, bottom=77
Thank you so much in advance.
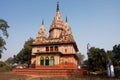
left=0, top=0, right=120, bottom=60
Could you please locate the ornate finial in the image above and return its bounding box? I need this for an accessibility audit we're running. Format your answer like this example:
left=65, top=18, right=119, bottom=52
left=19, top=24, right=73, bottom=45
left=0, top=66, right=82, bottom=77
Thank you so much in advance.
left=42, top=19, right=44, bottom=25
left=56, top=1, right=59, bottom=12
left=66, top=16, right=68, bottom=22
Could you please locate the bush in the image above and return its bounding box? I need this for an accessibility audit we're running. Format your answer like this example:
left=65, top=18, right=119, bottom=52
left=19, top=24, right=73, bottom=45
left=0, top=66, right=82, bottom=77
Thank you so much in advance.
left=114, top=67, right=120, bottom=78
left=0, top=61, right=12, bottom=72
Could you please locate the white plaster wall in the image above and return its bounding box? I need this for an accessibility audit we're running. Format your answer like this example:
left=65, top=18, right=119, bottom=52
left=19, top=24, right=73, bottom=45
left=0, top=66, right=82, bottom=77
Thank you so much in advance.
left=59, top=45, right=76, bottom=54
left=32, top=47, right=45, bottom=54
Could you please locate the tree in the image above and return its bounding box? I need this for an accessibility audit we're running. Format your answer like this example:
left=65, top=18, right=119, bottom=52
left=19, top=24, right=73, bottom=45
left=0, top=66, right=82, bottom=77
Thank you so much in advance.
left=5, top=57, right=14, bottom=66
left=88, top=47, right=106, bottom=71
left=77, top=52, right=85, bottom=65
left=106, top=51, right=114, bottom=64
left=0, top=61, right=11, bottom=72
left=13, top=38, right=34, bottom=67
left=83, top=59, right=88, bottom=67
left=112, top=44, right=120, bottom=66
left=0, top=19, right=9, bottom=58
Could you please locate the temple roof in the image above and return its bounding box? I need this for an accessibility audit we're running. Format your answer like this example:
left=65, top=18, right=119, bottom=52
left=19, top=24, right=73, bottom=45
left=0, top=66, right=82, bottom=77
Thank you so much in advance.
left=33, top=2, right=78, bottom=51
left=34, top=20, right=47, bottom=42
left=49, top=3, right=64, bottom=33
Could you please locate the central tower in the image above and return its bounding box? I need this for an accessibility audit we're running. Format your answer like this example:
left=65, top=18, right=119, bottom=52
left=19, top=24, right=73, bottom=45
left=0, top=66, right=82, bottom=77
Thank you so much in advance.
left=49, top=2, right=64, bottom=39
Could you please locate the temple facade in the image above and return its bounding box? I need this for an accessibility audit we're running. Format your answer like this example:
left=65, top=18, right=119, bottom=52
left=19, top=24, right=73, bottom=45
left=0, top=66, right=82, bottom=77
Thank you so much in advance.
left=13, top=2, right=88, bottom=76
left=31, top=2, right=79, bottom=69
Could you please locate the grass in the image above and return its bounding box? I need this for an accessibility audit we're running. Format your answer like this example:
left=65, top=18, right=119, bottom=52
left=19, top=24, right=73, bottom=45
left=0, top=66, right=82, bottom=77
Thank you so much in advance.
left=0, top=72, right=119, bottom=80
left=0, top=72, right=29, bottom=80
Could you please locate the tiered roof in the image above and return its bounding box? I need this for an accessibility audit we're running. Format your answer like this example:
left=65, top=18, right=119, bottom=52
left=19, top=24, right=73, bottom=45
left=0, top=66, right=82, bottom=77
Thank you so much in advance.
left=33, top=2, right=78, bottom=51
left=34, top=20, right=47, bottom=43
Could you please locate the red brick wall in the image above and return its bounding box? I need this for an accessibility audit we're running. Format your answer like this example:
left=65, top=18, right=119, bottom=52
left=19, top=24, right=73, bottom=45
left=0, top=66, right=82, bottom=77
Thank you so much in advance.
left=13, top=68, right=87, bottom=76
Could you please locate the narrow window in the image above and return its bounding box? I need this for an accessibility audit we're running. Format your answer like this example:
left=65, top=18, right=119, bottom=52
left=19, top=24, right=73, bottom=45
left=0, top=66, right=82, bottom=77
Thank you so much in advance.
left=37, top=50, right=39, bottom=52
left=50, top=56, right=54, bottom=66
left=46, top=47, right=49, bottom=52
left=55, top=46, right=58, bottom=51
left=45, top=57, right=49, bottom=65
left=65, top=49, right=67, bottom=53
left=50, top=46, right=53, bottom=52
left=40, top=57, right=44, bottom=65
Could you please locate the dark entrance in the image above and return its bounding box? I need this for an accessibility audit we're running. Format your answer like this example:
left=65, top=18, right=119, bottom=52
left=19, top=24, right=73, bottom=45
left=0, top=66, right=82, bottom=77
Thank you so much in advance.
left=40, top=57, right=44, bottom=65
left=45, top=57, right=49, bottom=65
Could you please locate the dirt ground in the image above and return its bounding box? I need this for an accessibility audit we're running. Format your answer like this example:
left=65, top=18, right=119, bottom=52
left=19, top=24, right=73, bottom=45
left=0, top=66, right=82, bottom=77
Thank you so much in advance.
left=0, top=72, right=119, bottom=80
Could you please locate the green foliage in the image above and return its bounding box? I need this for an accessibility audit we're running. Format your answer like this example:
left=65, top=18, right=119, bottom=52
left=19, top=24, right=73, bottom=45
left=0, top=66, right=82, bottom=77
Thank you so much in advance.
left=13, top=38, right=34, bottom=67
left=77, top=53, right=85, bottom=65
left=0, top=19, right=9, bottom=37
left=5, top=57, right=14, bottom=67
left=86, top=43, right=120, bottom=77
left=105, top=44, right=120, bottom=77
left=114, top=67, right=120, bottom=78
left=0, top=19, right=9, bottom=58
left=0, top=61, right=11, bottom=72
left=88, top=47, right=106, bottom=71
left=112, top=44, right=120, bottom=66
left=83, top=59, right=88, bottom=66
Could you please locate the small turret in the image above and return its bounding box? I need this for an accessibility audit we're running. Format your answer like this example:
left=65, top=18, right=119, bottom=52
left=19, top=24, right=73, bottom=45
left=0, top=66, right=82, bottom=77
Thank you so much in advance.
left=37, top=20, right=47, bottom=38
left=34, top=20, right=47, bottom=43
left=64, top=17, right=75, bottom=42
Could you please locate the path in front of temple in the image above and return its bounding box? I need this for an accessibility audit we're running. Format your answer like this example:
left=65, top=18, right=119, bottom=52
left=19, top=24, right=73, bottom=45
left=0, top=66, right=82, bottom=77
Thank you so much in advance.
left=0, top=72, right=119, bottom=80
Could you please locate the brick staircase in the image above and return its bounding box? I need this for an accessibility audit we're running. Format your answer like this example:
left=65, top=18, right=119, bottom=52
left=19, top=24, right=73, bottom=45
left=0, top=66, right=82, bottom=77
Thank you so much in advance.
left=13, top=68, right=87, bottom=76
left=13, top=63, right=87, bottom=76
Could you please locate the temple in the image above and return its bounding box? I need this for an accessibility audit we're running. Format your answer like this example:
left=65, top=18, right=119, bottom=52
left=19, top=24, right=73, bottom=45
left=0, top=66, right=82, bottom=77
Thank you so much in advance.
left=31, top=2, right=78, bottom=69
left=13, top=2, right=87, bottom=76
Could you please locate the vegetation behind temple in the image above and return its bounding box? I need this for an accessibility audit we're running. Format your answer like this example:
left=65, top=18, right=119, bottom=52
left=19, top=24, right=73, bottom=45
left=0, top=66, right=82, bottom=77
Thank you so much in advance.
left=13, top=38, right=34, bottom=67
left=0, top=38, right=33, bottom=72
left=1, top=38, right=120, bottom=76
left=0, top=19, right=10, bottom=72
left=86, top=44, right=120, bottom=77
left=0, top=19, right=9, bottom=58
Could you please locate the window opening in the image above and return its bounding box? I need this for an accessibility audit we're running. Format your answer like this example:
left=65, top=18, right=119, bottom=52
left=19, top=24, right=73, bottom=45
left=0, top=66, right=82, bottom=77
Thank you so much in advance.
left=45, top=57, right=49, bottom=65
left=40, top=57, right=44, bottom=65
left=55, top=46, right=58, bottom=51
left=46, top=47, right=49, bottom=52
left=65, top=49, right=67, bottom=53
left=50, top=56, right=54, bottom=66
left=50, top=46, right=53, bottom=52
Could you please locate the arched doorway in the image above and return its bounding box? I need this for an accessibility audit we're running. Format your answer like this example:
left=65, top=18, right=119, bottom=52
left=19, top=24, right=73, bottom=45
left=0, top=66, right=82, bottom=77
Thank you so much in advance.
left=40, top=57, right=44, bottom=65
left=50, top=56, right=54, bottom=66
left=45, top=57, right=49, bottom=65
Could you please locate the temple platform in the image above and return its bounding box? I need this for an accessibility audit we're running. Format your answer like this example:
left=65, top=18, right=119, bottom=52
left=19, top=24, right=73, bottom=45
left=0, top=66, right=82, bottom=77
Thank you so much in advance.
left=13, top=68, right=87, bottom=76
left=13, top=63, right=87, bottom=76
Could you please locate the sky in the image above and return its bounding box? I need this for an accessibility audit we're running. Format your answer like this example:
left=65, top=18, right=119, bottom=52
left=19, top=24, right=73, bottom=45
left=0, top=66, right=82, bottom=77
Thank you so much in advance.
left=0, top=0, right=120, bottom=61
